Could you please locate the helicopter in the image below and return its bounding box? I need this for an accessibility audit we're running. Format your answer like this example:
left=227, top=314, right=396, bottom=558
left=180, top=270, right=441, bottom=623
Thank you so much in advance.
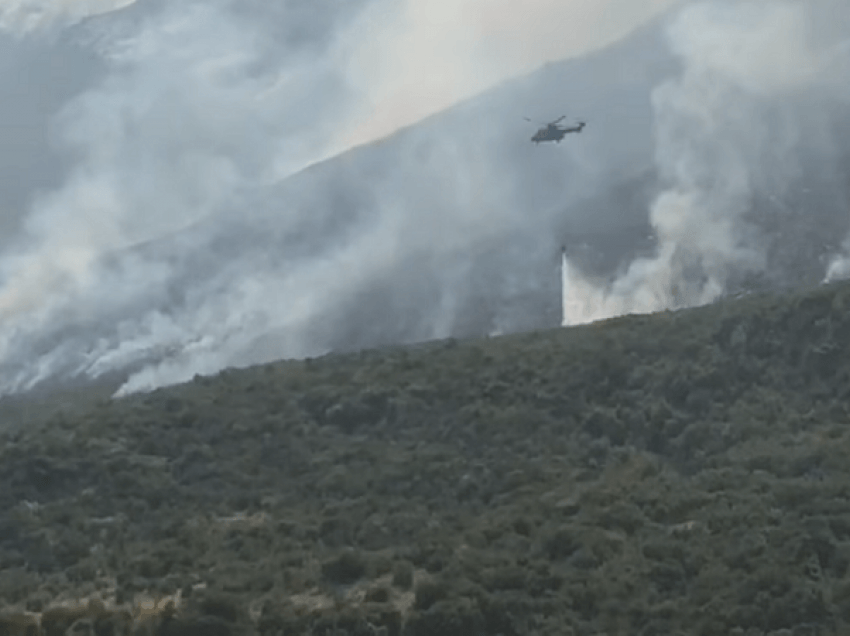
left=525, top=115, right=586, bottom=144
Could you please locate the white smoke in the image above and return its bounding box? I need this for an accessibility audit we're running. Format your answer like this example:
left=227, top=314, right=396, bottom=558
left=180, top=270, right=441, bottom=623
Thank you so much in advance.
left=563, top=0, right=850, bottom=326
left=0, top=0, right=677, bottom=395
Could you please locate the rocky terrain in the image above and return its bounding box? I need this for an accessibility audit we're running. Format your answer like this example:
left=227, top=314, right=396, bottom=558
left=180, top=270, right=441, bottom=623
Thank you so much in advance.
left=2, top=279, right=850, bottom=635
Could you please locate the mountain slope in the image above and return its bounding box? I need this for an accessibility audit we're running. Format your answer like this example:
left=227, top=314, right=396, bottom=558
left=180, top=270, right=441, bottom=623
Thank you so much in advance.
left=4, top=2, right=850, bottom=399
left=0, top=14, right=680, bottom=396
left=3, top=278, right=850, bottom=634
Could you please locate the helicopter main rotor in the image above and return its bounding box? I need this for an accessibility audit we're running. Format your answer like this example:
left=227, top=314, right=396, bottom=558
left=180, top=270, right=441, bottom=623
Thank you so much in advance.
left=523, top=115, right=580, bottom=128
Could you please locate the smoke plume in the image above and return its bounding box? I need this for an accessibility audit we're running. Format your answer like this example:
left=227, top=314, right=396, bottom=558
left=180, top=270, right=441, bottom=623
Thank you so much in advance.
left=563, top=0, right=850, bottom=325
left=0, top=0, right=677, bottom=395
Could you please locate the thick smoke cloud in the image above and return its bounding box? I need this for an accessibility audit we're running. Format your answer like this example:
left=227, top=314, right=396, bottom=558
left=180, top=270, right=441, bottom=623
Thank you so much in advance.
left=563, top=0, right=850, bottom=325
left=0, top=0, right=677, bottom=395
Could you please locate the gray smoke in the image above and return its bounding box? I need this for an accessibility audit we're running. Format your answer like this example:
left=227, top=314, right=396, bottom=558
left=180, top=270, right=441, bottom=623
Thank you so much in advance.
left=0, top=0, right=677, bottom=395
left=6, top=0, right=850, bottom=395
left=0, top=0, right=137, bottom=34
left=563, top=0, right=850, bottom=325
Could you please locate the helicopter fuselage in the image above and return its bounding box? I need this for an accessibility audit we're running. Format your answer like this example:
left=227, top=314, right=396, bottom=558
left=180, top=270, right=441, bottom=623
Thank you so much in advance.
left=531, top=121, right=585, bottom=143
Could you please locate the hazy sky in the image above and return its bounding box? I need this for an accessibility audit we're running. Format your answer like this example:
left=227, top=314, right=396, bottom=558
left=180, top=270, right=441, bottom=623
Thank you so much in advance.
left=1, top=0, right=680, bottom=134
left=335, top=0, right=681, bottom=146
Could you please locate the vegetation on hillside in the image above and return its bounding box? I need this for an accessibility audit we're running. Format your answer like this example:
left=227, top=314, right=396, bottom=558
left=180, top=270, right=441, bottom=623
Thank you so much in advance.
left=2, top=281, right=850, bottom=634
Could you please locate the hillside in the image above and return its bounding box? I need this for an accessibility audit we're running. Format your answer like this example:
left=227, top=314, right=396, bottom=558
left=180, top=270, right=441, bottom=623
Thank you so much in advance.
left=3, top=279, right=850, bottom=634
left=0, top=12, right=677, bottom=396
left=5, top=2, right=850, bottom=400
